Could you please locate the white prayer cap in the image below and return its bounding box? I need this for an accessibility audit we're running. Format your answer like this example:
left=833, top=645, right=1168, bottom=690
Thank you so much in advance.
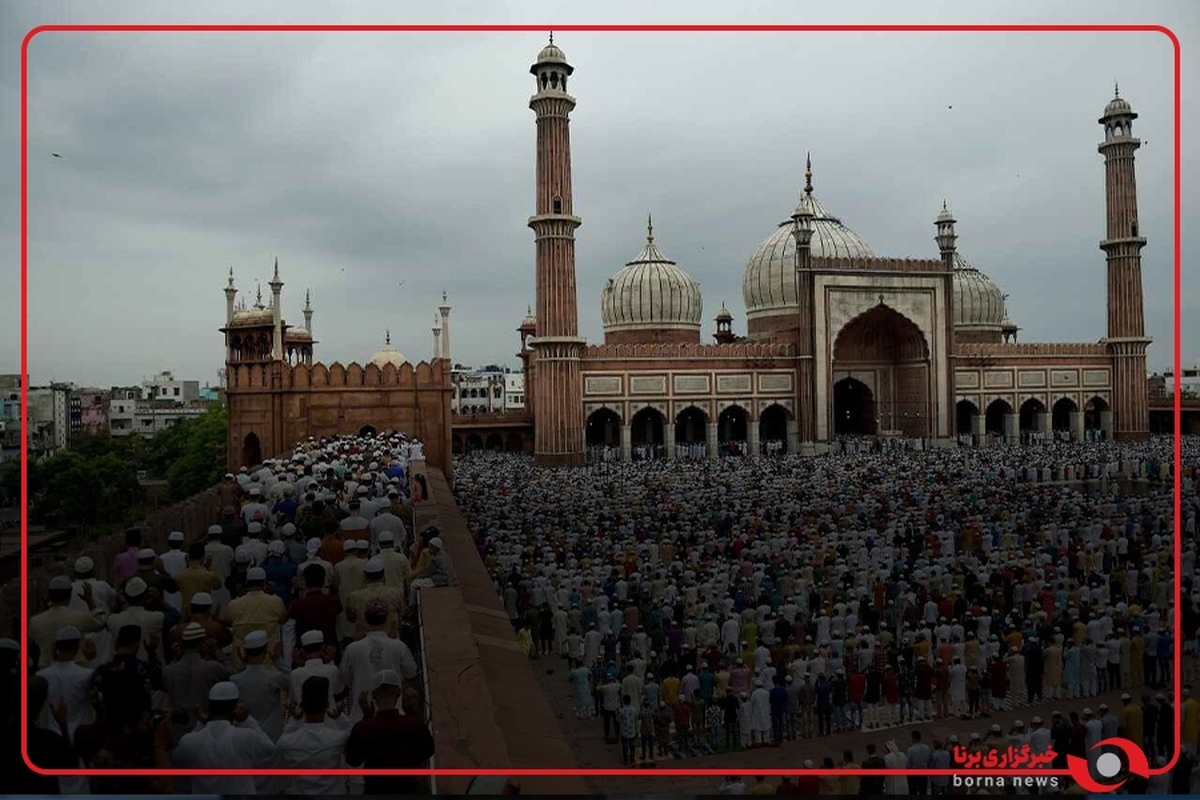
left=207, top=524, right=223, bottom=536
left=247, top=567, right=267, bottom=581
left=364, top=558, right=384, bottom=575
left=378, top=530, right=395, bottom=544
left=342, top=540, right=356, bottom=553
left=55, top=625, right=82, bottom=642
left=249, top=486, right=262, bottom=496
left=209, top=681, right=239, bottom=701
left=125, top=577, right=148, bottom=597
left=168, top=531, right=185, bottom=543
left=268, top=540, right=286, bottom=556
left=0, top=638, right=18, bottom=651
left=429, top=537, right=444, bottom=549
left=372, top=669, right=401, bottom=690
left=300, top=630, right=324, bottom=647
left=74, top=556, right=94, bottom=573
left=192, top=592, right=213, bottom=606
left=248, top=522, right=263, bottom=534
left=281, top=523, right=298, bottom=537
left=138, top=548, right=156, bottom=560
left=182, top=623, right=207, bottom=642
left=244, top=630, right=268, bottom=649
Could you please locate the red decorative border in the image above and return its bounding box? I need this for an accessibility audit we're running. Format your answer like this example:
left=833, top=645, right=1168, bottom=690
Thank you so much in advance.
left=20, top=23, right=1182, bottom=786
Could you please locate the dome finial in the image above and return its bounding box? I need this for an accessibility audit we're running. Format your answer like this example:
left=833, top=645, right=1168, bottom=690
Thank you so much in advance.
left=647, top=212, right=655, bottom=243
left=804, top=152, right=813, bottom=196
left=385, top=329, right=391, bottom=345
left=549, top=30, right=553, bottom=45
left=255, top=282, right=263, bottom=307
left=1114, top=79, right=1119, bottom=98
left=273, top=256, right=279, bottom=280
left=527, top=303, right=532, bottom=315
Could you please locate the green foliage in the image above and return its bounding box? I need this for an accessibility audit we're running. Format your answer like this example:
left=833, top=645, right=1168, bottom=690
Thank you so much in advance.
left=164, top=406, right=228, bottom=501
left=19, top=406, right=228, bottom=525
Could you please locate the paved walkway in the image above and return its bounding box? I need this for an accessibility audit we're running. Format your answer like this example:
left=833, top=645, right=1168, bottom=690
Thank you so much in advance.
left=526, top=653, right=1192, bottom=795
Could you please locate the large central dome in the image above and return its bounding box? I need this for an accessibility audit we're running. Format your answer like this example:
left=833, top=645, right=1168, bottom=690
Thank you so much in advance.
left=743, top=164, right=875, bottom=320
left=601, top=217, right=703, bottom=344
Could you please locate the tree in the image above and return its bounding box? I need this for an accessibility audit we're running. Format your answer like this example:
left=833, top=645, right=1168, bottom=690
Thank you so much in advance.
left=164, top=406, right=228, bottom=501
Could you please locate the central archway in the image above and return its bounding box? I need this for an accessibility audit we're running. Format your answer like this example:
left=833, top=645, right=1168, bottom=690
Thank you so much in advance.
left=833, top=378, right=876, bottom=435
left=586, top=408, right=621, bottom=449
left=831, top=304, right=932, bottom=437
left=241, top=432, right=262, bottom=468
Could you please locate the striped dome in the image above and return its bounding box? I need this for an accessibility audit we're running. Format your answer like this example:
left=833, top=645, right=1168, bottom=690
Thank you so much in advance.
left=742, top=193, right=875, bottom=320
left=601, top=221, right=702, bottom=335
left=952, top=251, right=1007, bottom=332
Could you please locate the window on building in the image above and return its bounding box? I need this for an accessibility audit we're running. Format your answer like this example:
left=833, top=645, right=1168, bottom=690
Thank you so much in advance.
left=174, top=387, right=180, bottom=396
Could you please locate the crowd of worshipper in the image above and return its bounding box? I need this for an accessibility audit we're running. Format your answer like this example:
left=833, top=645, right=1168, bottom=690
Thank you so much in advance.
left=9, top=431, right=454, bottom=795
left=453, top=435, right=1200, bottom=783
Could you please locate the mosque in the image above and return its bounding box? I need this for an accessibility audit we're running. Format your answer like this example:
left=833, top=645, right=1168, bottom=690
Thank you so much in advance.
left=218, top=37, right=1152, bottom=474
left=518, top=38, right=1151, bottom=466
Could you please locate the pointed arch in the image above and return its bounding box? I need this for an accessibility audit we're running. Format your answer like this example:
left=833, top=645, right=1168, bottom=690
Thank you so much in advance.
left=1052, top=396, right=1078, bottom=431
left=364, top=363, right=381, bottom=386
left=717, top=404, right=749, bottom=445
left=985, top=398, right=1012, bottom=436
left=586, top=407, right=622, bottom=448
left=674, top=405, right=708, bottom=445
left=1019, top=397, right=1046, bottom=432
left=956, top=399, right=979, bottom=436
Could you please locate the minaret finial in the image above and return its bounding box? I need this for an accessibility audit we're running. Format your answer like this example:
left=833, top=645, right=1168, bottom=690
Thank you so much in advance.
left=804, top=152, right=813, bottom=196
left=255, top=282, right=263, bottom=306
left=304, top=288, right=311, bottom=308
left=942, top=199, right=948, bottom=211
left=549, top=31, right=553, bottom=45
left=442, top=290, right=448, bottom=304
left=527, top=303, right=532, bottom=315
left=647, top=212, right=654, bottom=243
left=1114, top=80, right=1119, bottom=98
left=385, top=329, right=391, bottom=345
left=273, top=257, right=279, bottom=279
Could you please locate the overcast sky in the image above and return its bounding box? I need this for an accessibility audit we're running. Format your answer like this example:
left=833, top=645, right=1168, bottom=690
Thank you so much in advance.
left=2, top=0, right=1195, bottom=389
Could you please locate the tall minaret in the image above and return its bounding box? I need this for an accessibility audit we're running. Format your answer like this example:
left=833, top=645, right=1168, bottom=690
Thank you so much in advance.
left=224, top=267, right=237, bottom=325
left=303, top=289, right=313, bottom=337
left=528, top=35, right=585, bottom=467
left=438, top=291, right=451, bottom=362
left=269, top=257, right=284, bottom=361
left=224, top=267, right=237, bottom=363
left=432, top=313, right=443, bottom=361
left=1098, top=84, right=1150, bottom=440
left=790, top=154, right=816, bottom=456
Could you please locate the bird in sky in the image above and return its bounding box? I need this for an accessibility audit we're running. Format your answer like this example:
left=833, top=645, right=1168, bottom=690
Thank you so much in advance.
left=51, top=153, right=61, bottom=158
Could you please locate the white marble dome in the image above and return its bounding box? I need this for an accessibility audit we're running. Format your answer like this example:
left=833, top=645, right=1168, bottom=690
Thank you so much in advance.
left=742, top=192, right=875, bottom=319
left=952, top=251, right=1007, bottom=332
left=369, top=332, right=407, bottom=369
left=601, top=222, right=702, bottom=334
left=285, top=326, right=312, bottom=341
